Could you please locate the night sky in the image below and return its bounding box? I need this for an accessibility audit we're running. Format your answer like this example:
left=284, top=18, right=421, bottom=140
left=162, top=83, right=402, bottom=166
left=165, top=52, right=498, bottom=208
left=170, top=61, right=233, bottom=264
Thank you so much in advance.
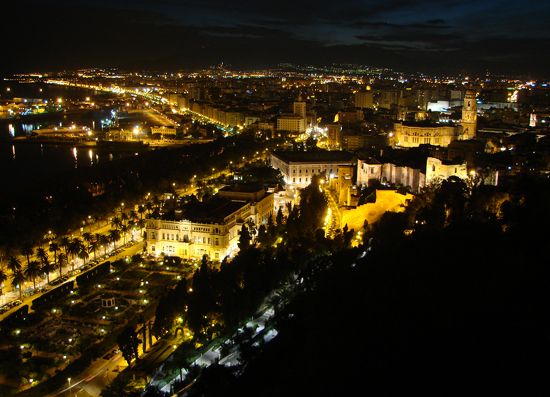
left=4, top=0, right=550, bottom=75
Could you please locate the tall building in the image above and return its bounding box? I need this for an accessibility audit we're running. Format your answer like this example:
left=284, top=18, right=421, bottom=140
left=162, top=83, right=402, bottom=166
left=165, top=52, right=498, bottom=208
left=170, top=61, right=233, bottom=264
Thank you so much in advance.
left=354, top=91, right=374, bottom=109
left=461, top=90, right=477, bottom=140
left=277, top=115, right=306, bottom=133
left=293, top=96, right=307, bottom=119
left=327, top=123, right=342, bottom=149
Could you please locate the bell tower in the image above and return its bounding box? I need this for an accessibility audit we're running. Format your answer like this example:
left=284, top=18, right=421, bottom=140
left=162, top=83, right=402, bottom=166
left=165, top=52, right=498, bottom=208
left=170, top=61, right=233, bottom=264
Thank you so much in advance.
left=461, top=89, right=477, bottom=140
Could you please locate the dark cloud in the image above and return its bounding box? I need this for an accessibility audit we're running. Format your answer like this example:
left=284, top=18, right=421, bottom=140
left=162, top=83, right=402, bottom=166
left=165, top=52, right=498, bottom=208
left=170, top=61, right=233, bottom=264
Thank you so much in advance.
left=2, top=0, right=549, bottom=76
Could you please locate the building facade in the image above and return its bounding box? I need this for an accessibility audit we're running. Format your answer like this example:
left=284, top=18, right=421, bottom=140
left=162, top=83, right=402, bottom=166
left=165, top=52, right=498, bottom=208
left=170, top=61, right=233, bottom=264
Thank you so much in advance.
left=394, top=121, right=460, bottom=148
left=277, top=115, right=306, bottom=133
left=461, top=89, right=477, bottom=140
left=270, top=151, right=355, bottom=189
left=145, top=191, right=273, bottom=260
left=354, top=91, right=374, bottom=109
left=425, top=157, right=468, bottom=185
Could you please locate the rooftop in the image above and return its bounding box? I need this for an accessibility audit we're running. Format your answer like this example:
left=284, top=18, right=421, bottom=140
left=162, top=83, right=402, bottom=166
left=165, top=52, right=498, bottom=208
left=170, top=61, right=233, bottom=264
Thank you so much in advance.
left=219, top=182, right=264, bottom=193
left=179, top=196, right=248, bottom=223
left=399, top=121, right=457, bottom=128
left=272, top=150, right=354, bottom=164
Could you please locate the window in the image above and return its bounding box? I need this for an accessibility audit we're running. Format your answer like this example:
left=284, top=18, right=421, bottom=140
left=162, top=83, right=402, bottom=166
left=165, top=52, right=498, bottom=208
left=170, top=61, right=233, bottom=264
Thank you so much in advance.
left=162, top=233, right=165, bottom=240
left=293, top=177, right=295, bottom=182
left=215, top=238, right=219, bottom=246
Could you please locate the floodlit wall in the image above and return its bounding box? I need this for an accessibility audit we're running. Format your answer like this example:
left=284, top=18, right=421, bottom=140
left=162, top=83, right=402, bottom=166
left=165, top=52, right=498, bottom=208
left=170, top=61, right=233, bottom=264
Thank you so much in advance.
left=340, top=189, right=414, bottom=231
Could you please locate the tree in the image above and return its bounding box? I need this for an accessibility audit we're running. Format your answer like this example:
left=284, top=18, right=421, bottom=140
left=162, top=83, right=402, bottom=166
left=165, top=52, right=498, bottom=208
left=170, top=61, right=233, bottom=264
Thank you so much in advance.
left=40, top=258, right=55, bottom=284
left=0, top=267, right=7, bottom=298
left=238, top=224, right=251, bottom=251
left=276, top=206, right=284, bottom=227
left=99, top=234, right=110, bottom=256
left=48, top=242, right=60, bottom=274
left=78, top=246, right=89, bottom=266
left=120, top=224, right=129, bottom=245
left=21, top=245, right=33, bottom=269
left=59, top=236, right=71, bottom=257
left=68, top=238, right=84, bottom=272
left=257, top=224, right=268, bottom=245
left=117, top=325, right=141, bottom=366
left=109, top=229, right=121, bottom=250
left=24, top=260, right=42, bottom=290
left=57, top=252, right=67, bottom=277
left=89, top=239, right=99, bottom=261
left=7, top=256, right=22, bottom=275
left=82, top=232, right=93, bottom=248
left=111, top=216, right=122, bottom=231
left=138, top=205, right=146, bottom=220
left=11, top=269, right=25, bottom=299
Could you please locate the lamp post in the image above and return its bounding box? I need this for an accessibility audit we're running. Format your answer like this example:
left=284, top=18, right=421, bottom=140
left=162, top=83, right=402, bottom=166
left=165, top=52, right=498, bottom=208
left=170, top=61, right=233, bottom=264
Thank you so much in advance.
left=67, top=377, right=72, bottom=397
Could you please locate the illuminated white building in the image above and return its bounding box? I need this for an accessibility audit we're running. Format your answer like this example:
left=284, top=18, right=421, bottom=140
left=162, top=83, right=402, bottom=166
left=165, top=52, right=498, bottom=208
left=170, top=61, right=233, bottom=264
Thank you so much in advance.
left=270, top=150, right=355, bottom=189
left=357, top=156, right=467, bottom=192
left=145, top=188, right=273, bottom=260
left=425, top=157, right=468, bottom=185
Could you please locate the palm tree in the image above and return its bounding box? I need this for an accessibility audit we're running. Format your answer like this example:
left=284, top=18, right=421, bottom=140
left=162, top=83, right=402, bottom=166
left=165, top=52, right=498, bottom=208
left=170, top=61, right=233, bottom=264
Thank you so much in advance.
left=60, top=236, right=71, bottom=257
left=89, top=239, right=99, bottom=261
left=41, top=260, right=55, bottom=284
left=109, top=229, right=121, bottom=250
left=78, top=246, right=89, bottom=266
left=57, top=253, right=67, bottom=277
left=11, top=269, right=25, bottom=300
left=36, top=248, right=52, bottom=283
left=98, top=234, right=111, bottom=255
left=0, top=267, right=7, bottom=299
left=138, top=205, right=146, bottom=220
left=120, top=212, right=129, bottom=227
left=25, top=260, right=42, bottom=290
left=7, top=256, right=22, bottom=275
left=99, top=234, right=110, bottom=256
left=82, top=232, right=93, bottom=248
left=21, top=245, right=34, bottom=269
left=120, top=224, right=129, bottom=245
left=111, top=216, right=122, bottom=231
left=48, top=242, right=60, bottom=275
left=68, top=238, right=84, bottom=272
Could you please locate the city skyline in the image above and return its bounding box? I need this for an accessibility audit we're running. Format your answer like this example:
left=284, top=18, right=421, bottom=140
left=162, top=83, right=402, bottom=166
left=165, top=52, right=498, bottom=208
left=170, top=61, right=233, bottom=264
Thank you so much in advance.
left=3, top=0, right=550, bottom=76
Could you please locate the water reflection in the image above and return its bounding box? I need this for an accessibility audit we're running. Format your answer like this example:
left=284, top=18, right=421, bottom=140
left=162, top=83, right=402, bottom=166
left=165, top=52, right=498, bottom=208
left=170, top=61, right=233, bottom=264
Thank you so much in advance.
left=11, top=145, right=15, bottom=159
left=21, top=124, right=34, bottom=136
left=8, top=124, right=15, bottom=137
left=72, top=147, right=78, bottom=168
left=88, top=149, right=93, bottom=166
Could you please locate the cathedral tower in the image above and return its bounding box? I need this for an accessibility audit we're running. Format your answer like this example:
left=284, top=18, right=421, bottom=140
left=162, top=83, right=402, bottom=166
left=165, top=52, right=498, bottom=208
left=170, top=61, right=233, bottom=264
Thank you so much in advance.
left=461, top=89, right=477, bottom=140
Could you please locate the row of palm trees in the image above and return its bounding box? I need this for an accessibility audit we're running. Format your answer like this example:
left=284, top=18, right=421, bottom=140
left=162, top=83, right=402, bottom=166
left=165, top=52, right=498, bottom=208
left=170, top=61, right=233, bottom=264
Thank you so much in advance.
left=0, top=200, right=159, bottom=302
left=0, top=231, right=124, bottom=300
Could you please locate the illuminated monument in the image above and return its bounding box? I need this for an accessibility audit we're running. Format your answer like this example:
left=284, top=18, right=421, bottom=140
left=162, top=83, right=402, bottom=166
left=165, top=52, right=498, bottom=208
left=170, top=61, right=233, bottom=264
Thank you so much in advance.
left=461, top=89, right=477, bottom=140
